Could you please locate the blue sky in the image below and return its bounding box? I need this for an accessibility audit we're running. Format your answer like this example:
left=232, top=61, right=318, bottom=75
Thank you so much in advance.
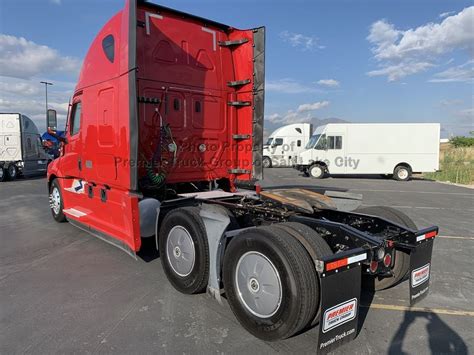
left=0, top=0, right=472, bottom=137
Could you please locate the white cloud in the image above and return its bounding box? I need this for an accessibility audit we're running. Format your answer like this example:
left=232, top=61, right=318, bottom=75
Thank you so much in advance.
left=439, top=11, right=455, bottom=18
left=316, top=79, right=340, bottom=87
left=0, top=34, right=81, bottom=79
left=0, top=76, right=73, bottom=132
left=266, top=101, right=330, bottom=124
left=455, top=108, right=474, bottom=118
left=266, top=78, right=321, bottom=94
left=429, top=60, right=474, bottom=83
left=280, top=31, right=323, bottom=51
left=439, top=98, right=464, bottom=106
left=297, top=101, right=330, bottom=113
left=367, top=7, right=474, bottom=81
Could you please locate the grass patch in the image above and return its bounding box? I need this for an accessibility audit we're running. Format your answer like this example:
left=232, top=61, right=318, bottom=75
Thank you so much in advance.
left=424, top=144, right=474, bottom=185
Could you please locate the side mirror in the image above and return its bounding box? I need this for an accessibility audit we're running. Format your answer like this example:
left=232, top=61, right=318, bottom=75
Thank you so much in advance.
left=47, top=109, right=57, bottom=131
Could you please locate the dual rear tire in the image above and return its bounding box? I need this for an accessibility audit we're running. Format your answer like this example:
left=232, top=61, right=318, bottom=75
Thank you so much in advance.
left=159, top=209, right=333, bottom=341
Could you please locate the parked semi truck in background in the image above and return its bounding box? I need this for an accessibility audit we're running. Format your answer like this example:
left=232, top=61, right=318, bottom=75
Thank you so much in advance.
left=262, top=123, right=312, bottom=168
left=46, top=1, right=438, bottom=352
left=294, top=123, right=440, bottom=180
left=0, top=113, right=51, bottom=182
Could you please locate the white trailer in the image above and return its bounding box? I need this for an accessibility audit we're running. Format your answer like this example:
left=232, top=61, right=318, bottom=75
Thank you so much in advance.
left=294, top=123, right=440, bottom=181
left=0, top=113, right=51, bottom=181
left=263, top=123, right=312, bottom=168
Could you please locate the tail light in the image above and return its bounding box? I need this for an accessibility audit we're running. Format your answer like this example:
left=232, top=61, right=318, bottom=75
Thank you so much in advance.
left=383, top=253, right=392, bottom=267
left=369, top=260, right=378, bottom=273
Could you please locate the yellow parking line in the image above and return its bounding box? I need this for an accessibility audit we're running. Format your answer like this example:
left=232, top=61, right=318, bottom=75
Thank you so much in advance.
left=438, top=235, right=474, bottom=240
left=362, top=303, right=474, bottom=317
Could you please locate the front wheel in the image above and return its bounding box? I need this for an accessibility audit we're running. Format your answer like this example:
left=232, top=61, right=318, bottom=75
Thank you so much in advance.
left=309, top=164, right=325, bottom=179
left=262, top=156, right=272, bottom=168
left=223, top=226, right=319, bottom=341
left=6, top=165, right=17, bottom=181
left=49, top=179, right=67, bottom=222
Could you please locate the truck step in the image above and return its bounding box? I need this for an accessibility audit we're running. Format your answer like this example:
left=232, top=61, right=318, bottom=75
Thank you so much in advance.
left=232, top=134, right=251, bottom=140
left=228, top=101, right=251, bottom=107
left=227, top=79, right=251, bottom=87
left=228, top=168, right=251, bottom=174
left=218, top=38, right=249, bottom=47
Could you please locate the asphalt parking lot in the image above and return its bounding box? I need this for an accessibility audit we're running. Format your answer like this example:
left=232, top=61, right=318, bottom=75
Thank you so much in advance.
left=1, top=170, right=473, bottom=354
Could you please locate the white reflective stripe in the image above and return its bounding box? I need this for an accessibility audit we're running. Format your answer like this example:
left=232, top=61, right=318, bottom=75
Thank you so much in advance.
left=416, top=234, right=426, bottom=242
left=145, top=12, right=163, bottom=35
left=63, top=208, right=87, bottom=218
left=347, top=253, right=367, bottom=264
left=202, top=27, right=217, bottom=51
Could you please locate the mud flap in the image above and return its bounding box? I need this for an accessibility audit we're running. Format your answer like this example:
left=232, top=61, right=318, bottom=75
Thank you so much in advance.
left=317, top=264, right=361, bottom=353
left=409, top=238, right=434, bottom=305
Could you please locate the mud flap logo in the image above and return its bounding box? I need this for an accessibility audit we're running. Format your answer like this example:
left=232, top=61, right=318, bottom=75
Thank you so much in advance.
left=411, top=263, right=430, bottom=288
left=322, top=298, right=357, bottom=333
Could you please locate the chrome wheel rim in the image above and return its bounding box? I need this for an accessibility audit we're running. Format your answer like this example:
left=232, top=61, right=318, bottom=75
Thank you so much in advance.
left=398, top=168, right=408, bottom=180
left=51, top=187, right=61, bottom=215
left=263, top=158, right=271, bottom=168
left=166, top=226, right=195, bottom=277
left=311, top=166, right=322, bottom=178
left=0, top=169, right=3, bottom=179
left=235, top=251, right=282, bottom=318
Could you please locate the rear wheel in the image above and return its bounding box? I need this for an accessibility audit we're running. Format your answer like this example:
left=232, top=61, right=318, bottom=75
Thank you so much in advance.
left=159, top=207, right=209, bottom=294
left=6, top=165, right=17, bottom=181
left=262, top=156, right=272, bottom=168
left=49, top=179, right=67, bottom=222
left=274, top=222, right=333, bottom=325
left=393, top=165, right=411, bottom=181
left=0, top=167, right=6, bottom=182
left=356, top=206, right=416, bottom=290
left=309, top=164, right=325, bottom=179
left=223, top=226, right=318, bottom=341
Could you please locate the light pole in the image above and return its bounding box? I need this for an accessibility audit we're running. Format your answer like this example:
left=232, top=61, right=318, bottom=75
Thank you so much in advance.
left=40, top=81, right=53, bottom=120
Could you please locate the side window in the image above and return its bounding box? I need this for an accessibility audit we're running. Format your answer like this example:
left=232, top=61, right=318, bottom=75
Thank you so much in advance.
left=102, top=35, right=115, bottom=63
left=297, top=140, right=301, bottom=147
left=70, top=102, right=82, bottom=136
left=327, top=136, right=342, bottom=150
left=273, top=138, right=283, bottom=146
left=315, top=134, right=327, bottom=150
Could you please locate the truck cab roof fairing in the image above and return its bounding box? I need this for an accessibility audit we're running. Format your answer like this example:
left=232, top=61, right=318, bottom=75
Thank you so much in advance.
left=74, top=0, right=139, bottom=191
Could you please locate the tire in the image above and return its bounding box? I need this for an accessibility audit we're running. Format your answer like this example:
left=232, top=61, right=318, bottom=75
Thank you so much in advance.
left=262, top=156, right=272, bottom=168
left=393, top=165, right=411, bottom=181
left=309, top=164, right=325, bottom=179
left=158, top=207, right=209, bottom=294
left=49, top=179, right=67, bottom=222
left=356, top=206, right=416, bottom=290
left=0, top=167, right=6, bottom=182
left=223, top=225, right=318, bottom=341
left=274, top=222, right=333, bottom=326
left=6, top=164, right=17, bottom=181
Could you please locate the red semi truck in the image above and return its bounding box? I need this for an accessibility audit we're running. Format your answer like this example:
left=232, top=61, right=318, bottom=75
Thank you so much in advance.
left=47, top=0, right=438, bottom=351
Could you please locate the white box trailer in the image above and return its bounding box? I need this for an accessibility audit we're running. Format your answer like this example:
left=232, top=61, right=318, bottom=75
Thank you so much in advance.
left=294, top=123, right=440, bottom=181
left=262, top=123, right=312, bottom=167
left=0, top=113, right=51, bottom=181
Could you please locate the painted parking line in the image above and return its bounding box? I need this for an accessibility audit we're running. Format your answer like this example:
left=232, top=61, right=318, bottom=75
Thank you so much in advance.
left=360, top=204, right=474, bottom=212
left=362, top=303, right=474, bottom=317
left=438, top=235, right=474, bottom=240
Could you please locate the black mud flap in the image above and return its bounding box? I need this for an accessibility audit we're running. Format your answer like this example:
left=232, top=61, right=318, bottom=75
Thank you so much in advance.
left=317, top=262, right=362, bottom=353
left=409, top=238, right=435, bottom=305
